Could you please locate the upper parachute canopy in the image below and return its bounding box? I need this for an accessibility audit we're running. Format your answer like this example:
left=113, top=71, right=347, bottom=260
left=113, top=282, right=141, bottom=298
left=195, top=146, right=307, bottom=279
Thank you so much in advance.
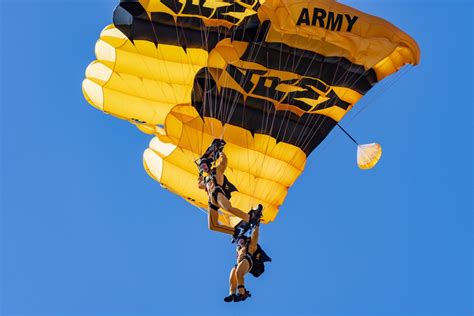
left=83, top=0, right=420, bottom=223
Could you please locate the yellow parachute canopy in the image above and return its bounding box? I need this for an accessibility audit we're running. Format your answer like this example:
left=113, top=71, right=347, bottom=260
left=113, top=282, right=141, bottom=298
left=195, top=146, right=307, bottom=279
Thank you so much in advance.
left=83, top=0, right=420, bottom=225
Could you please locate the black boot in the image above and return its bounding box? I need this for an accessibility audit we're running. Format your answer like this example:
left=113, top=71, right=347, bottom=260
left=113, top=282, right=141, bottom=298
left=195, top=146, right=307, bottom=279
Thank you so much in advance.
left=232, top=221, right=250, bottom=243
left=249, top=204, right=263, bottom=226
left=234, top=288, right=251, bottom=302
left=224, top=294, right=237, bottom=302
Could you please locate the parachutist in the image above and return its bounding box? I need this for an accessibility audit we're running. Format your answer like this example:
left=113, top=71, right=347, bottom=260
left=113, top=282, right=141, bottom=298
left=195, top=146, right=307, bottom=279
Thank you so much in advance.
left=225, top=224, right=271, bottom=302
left=85, top=0, right=421, bottom=281
left=232, top=205, right=263, bottom=243
left=197, top=140, right=253, bottom=235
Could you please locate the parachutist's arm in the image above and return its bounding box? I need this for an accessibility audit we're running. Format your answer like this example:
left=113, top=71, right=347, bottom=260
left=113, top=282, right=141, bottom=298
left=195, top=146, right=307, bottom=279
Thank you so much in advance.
left=217, top=152, right=228, bottom=173
left=197, top=177, right=205, bottom=190
left=249, top=225, right=259, bottom=254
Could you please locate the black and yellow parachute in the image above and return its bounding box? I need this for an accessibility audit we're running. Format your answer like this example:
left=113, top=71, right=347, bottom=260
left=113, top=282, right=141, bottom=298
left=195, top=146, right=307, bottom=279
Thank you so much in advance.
left=83, top=0, right=420, bottom=225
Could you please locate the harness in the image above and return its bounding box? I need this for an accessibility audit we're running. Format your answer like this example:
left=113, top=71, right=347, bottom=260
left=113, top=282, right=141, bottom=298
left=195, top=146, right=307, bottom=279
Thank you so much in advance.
left=205, top=169, right=237, bottom=210
left=236, top=244, right=253, bottom=271
left=235, top=234, right=272, bottom=278
left=248, top=244, right=272, bottom=278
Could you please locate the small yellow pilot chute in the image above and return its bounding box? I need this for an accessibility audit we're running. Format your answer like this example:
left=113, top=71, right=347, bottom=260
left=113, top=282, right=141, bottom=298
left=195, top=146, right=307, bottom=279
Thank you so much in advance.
left=357, top=143, right=382, bottom=170
left=336, top=124, right=382, bottom=170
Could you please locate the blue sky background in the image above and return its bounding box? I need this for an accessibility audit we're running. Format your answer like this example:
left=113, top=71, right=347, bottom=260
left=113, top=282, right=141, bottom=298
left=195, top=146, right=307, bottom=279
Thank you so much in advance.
left=1, top=0, right=472, bottom=315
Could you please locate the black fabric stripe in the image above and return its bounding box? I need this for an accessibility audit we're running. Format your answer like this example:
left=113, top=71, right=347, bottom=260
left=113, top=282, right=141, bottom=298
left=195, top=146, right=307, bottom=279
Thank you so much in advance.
left=241, top=39, right=378, bottom=94
left=223, top=63, right=351, bottom=113
left=113, top=2, right=260, bottom=50
left=192, top=69, right=337, bottom=155
left=114, top=3, right=227, bottom=49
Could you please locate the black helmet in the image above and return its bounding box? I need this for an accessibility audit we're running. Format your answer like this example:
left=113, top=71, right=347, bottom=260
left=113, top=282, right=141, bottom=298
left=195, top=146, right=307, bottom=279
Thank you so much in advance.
left=198, top=157, right=213, bottom=173
left=238, top=235, right=250, bottom=244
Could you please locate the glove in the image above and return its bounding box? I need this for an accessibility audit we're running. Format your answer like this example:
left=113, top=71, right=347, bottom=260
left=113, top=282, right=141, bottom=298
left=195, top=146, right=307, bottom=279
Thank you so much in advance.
left=203, top=139, right=226, bottom=159
left=212, top=139, right=226, bottom=150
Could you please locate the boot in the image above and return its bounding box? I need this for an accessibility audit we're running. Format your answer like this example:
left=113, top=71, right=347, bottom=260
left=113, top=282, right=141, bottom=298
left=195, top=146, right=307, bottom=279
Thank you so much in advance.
left=249, top=204, right=263, bottom=226
left=232, top=220, right=250, bottom=243
left=224, top=294, right=237, bottom=302
left=234, top=288, right=251, bottom=302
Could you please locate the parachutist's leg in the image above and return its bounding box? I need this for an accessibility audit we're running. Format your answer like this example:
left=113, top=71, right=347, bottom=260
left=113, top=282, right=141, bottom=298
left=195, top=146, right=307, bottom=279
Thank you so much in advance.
left=235, top=260, right=250, bottom=295
left=229, top=266, right=237, bottom=294
left=224, top=267, right=238, bottom=302
left=216, top=193, right=250, bottom=222
left=208, top=208, right=234, bottom=235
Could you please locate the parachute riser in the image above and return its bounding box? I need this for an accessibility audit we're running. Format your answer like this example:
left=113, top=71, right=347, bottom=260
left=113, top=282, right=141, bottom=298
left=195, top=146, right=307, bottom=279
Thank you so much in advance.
left=337, top=123, right=359, bottom=145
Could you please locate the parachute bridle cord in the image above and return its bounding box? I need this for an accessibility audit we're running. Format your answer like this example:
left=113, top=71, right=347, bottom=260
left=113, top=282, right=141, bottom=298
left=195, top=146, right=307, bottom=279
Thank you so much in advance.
left=337, top=123, right=359, bottom=146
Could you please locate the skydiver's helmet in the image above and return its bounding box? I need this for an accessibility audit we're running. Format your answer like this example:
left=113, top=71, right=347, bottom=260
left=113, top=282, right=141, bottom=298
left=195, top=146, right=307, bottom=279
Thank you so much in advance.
left=204, top=139, right=226, bottom=160
left=237, top=235, right=250, bottom=248
left=198, top=157, right=213, bottom=174
left=212, top=139, right=226, bottom=154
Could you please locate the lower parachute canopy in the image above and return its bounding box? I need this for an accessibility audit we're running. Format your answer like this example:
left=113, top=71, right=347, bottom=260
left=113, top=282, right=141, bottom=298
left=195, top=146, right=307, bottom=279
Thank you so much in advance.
left=143, top=105, right=306, bottom=223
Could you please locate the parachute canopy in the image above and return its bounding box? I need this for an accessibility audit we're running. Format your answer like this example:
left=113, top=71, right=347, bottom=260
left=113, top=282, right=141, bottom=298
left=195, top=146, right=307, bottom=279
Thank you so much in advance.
left=357, top=143, right=382, bottom=170
left=83, top=0, right=420, bottom=224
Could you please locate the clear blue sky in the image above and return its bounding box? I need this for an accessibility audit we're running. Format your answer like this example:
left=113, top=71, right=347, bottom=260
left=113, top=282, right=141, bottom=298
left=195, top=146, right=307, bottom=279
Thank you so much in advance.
left=1, top=0, right=472, bottom=315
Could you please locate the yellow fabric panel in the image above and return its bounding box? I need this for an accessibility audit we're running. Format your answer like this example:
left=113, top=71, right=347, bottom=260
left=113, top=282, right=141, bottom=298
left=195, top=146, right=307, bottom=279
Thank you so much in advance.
left=143, top=103, right=309, bottom=221
left=224, top=143, right=303, bottom=188
left=82, top=78, right=104, bottom=111
left=138, top=0, right=177, bottom=16
left=96, top=42, right=204, bottom=86
left=258, top=0, right=420, bottom=70
left=83, top=25, right=208, bottom=126
left=95, top=24, right=129, bottom=48
left=229, top=192, right=279, bottom=223
left=159, top=160, right=207, bottom=204
left=149, top=136, right=288, bottom=206
left=136, top=123, right=159, bottom=135
left=149, top=136, right=178, bottom=157
left=149, top=137, right=201, bottom=175
left=98, top=26, right=208, bottom=67
left=332, top=87, right=363, bottom=105
left=135, top=124, right=167, bottom=136
left=226, top=168, right=288, bottom=206
left=84, top=61, right=113, bottom=86
left=138, top=0, right=260, bottom=28
left=150, top=104, right=308, bottom=222
left=312, top=105, right=351, bottom=122
left=373, top=47, right=417, bottom=81
left=144, top=143, right=280, bottom=223
left=143, top=147, right=209, bottom=204
left=84, top=78, right=175, bottom=124
left=87, top=61, right=190, bottom=105
left=164, top=105, right=306, bottom=184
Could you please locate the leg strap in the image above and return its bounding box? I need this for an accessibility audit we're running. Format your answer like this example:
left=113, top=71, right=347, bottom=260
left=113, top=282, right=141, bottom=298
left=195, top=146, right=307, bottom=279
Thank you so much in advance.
left=208, top=202, right=219, bottom=211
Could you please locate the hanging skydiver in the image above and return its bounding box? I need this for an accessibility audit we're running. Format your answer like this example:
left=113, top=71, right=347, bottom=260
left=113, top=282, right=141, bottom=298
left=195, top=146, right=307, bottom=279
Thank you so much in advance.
left=224, top=221, right=272, bottom=302
left=196, top=139, right=263, bottom=238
